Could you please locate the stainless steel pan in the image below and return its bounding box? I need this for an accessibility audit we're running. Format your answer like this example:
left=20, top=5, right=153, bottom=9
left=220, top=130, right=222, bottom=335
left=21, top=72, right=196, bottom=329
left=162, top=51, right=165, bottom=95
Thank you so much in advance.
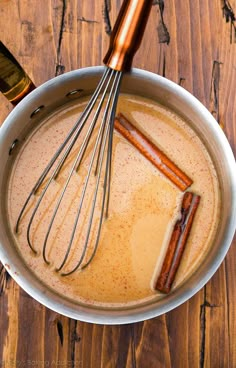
left=0, top=66, right=236, bottom=324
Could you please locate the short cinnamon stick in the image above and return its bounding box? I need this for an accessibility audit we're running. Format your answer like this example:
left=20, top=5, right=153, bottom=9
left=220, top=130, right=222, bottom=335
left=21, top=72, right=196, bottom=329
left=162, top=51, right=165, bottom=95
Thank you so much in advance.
left=155, top=191, right=201, bottom=293
left=114, top=113, right=193, bottom=191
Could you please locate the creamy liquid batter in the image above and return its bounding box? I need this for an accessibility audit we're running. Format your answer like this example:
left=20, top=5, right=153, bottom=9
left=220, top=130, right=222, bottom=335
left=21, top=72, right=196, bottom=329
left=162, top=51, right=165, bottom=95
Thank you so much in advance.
left=7, top=94, right=220, bottom=306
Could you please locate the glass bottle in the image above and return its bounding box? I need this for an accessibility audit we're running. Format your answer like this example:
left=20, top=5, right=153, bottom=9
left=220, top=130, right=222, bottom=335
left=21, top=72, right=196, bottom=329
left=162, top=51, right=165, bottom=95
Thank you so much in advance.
left=0, top=41, right=35, bottom=105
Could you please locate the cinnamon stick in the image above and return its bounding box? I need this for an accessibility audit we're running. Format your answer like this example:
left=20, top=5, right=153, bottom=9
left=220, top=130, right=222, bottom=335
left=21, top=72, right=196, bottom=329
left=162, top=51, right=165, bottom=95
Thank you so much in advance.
left=155, top=191, right=201, bottom=293
left=114, top=113, right=193, bottom=191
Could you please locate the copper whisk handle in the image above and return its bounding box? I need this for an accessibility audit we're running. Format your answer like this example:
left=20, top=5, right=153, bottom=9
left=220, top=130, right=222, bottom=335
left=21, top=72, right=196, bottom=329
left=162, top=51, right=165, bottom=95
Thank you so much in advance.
left=103, top=0, right=153, bottom=71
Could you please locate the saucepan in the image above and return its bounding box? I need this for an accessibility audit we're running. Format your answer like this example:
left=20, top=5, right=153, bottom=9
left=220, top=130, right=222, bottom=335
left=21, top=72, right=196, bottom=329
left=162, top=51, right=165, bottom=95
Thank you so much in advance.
left=0, top=65, right=236, bottom=324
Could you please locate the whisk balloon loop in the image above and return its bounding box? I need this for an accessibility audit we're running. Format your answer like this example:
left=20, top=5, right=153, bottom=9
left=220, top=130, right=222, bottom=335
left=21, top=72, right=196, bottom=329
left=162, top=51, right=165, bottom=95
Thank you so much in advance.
left=15, top=0, right=154, bottom=275
left=16, top=68, right=123, bottom=272
left=54, top=70, right=123, bottom=275
left=15, top=68, right=111, bottom=236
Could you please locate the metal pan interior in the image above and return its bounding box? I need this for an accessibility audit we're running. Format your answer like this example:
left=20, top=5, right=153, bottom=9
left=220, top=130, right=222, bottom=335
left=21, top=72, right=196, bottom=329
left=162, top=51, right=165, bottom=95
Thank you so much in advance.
left=0, top=66, right=235, bottom=324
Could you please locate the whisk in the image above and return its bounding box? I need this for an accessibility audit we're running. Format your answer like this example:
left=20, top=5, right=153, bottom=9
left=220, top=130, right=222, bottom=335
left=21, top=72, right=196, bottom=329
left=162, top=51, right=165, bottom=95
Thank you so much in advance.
left=15, top=0, right=153, bottom=276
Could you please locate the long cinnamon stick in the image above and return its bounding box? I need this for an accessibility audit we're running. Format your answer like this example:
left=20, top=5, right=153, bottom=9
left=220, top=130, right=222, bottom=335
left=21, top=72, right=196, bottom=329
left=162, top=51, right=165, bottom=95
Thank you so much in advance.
left=114, top=113, right=193, bottom=191
left=155, top=191, right=201, bottom=293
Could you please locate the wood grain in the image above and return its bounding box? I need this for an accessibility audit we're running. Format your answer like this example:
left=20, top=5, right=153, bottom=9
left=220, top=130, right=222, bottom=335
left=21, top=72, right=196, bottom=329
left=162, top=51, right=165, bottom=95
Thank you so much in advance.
left=0, top=0, right=236, bottom=367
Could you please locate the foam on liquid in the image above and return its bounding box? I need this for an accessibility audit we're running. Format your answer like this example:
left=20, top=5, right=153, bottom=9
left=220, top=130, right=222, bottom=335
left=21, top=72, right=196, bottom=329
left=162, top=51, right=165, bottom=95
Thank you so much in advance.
left=7, top=94, right=220, bottom=306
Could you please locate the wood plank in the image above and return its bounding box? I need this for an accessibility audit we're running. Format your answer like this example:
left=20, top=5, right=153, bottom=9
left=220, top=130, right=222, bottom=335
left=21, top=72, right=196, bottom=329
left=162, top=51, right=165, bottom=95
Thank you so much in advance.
left=43, top=310, right=72, bottom=366
left=16, top=289, right=45, bottom=364
left=207, top=2, right=236, bottom=368
left=0, top=268, right=13, bottom=367
left=135, top=317, right=171, bottom=368
left=73, top=322, right=134, bottom=368
left=204, top=263, right=230, bottom=367
left=0, top=0, right=236, bottom=367
left=225, top=235, right=236, bottom=368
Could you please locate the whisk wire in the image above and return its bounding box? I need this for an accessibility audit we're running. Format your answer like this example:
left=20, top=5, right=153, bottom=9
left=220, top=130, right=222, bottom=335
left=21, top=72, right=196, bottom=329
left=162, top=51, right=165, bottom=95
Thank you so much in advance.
left=23, top=68, right=113, bottom=254
left=15, top=65, right=123, bottom=273
left=41, top=69, right=116, bottom=263
left=79, top=71, right=123, bottom=271
left=55, top=77, right=115, bottom=271
left=41, top=69, right=117, bottom=265
left=59, top=70, right=123, bottom=275
left=16, top=67, right=110, bottom=235
left=105, top=72, right=123, bottom=218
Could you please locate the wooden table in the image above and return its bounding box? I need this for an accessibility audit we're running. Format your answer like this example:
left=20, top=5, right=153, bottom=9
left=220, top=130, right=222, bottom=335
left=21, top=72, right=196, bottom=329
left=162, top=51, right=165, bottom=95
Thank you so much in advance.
left=0, top=1, right=235, bottom=367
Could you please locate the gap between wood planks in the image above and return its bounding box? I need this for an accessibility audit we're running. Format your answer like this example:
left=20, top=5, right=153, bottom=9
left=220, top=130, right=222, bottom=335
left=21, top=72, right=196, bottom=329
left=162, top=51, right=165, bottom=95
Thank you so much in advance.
left=102, top=0, right=112, bottom=35
left=77, top=16, right=99, bottom=24
left=0, top=264, right=11, bottom=296
left=155, top=0, right=170, bottom=44
left=210, top=60, right=223, bottom=125
left=200, top=286, right=222, bottom=368
left=55, top=0, right=66, bottom=76
left=221, top=0, right=236, bottom=43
